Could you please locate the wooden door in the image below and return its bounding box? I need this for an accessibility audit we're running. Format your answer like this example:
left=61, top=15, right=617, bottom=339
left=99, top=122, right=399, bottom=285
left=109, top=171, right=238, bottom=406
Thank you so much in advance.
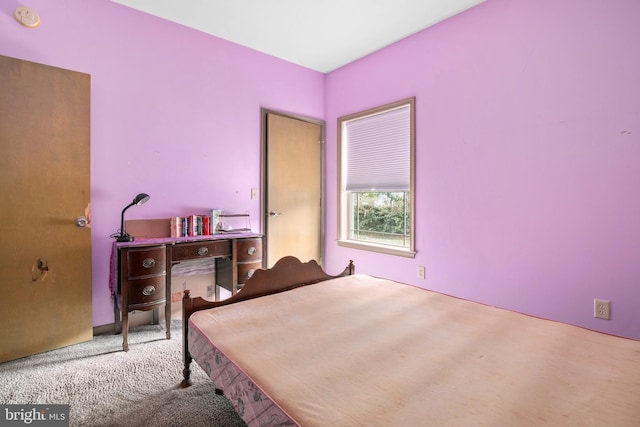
left=0, top=55, right=92, bottom=362
left=263, top=112, right=324, bottom=267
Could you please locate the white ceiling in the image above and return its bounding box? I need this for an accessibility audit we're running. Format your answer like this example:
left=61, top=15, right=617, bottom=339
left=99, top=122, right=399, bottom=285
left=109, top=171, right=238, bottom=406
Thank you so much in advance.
left=112, top=0, right=486, bottom=73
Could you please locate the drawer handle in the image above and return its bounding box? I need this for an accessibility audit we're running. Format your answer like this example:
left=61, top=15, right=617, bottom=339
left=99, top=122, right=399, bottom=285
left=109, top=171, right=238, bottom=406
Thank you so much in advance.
left=142, top=285, right=156, bottom=296
left=247, top=247, right=256, bottom=255
left=142, top=258, right=156, bottom=268
left=197, top=247, right=209, bottom=256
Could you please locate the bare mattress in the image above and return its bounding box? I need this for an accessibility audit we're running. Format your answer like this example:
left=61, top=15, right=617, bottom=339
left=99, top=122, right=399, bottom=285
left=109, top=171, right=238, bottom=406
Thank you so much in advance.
left=188, top=274, right=640, bottom=426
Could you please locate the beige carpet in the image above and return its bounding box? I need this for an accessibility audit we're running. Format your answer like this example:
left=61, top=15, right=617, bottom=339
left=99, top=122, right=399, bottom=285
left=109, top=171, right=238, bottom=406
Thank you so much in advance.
left=0, top=321, right=246, bottom=427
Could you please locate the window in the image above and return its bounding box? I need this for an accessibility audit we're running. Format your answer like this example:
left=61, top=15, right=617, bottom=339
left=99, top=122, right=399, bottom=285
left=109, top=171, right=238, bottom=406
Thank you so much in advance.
left=338, top=97, right=415, bottom=257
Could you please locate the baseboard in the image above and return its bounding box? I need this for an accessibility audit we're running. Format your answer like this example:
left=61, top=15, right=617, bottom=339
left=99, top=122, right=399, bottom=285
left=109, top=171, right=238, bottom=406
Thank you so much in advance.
left=93, top=310, right=181, bottom=336
left=93, top=323, right=116, bottom=336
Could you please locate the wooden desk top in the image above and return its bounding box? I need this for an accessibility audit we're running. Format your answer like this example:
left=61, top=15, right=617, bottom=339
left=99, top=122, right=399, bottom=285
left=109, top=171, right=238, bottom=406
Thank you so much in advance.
left=113, top=232, right=263, bottom=249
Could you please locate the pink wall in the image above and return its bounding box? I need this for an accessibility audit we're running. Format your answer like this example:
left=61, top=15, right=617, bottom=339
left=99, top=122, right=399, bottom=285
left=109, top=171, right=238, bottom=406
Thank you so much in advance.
left=2, top=0, right=639, bottom=340
left=325, top=0, right=640, bottom=339
left=1, top=0, right=324, bottom=326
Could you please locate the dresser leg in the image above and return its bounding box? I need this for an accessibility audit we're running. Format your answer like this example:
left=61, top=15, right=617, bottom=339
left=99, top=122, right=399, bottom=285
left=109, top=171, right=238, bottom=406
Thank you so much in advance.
left=165, top=300, right=171, bottom=340
left=122, top=310, right=129, bottom=352
left=113, top=304, right=122, bottom=334
left=113, top=293, right=122, bottom=334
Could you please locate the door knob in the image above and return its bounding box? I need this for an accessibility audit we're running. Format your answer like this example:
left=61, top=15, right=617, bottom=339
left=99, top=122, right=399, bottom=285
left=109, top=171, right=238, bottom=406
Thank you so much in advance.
left=75, top=216, right=88, bottom=227
left=268, top=211, right=283, bottom=216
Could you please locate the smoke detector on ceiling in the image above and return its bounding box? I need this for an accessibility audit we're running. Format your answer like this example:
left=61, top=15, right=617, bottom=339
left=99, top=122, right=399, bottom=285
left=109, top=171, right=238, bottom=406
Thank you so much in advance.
left=15, top=6, right=41, bottom=28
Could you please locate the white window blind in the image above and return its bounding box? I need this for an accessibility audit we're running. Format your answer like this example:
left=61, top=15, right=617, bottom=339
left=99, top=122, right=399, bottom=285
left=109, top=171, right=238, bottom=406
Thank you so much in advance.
left=344, top=104, right=411, bottom=192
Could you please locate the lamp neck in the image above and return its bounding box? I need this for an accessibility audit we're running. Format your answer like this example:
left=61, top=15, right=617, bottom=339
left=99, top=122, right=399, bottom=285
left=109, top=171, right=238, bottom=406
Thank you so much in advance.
left=117, top=202, right=136, bottom=242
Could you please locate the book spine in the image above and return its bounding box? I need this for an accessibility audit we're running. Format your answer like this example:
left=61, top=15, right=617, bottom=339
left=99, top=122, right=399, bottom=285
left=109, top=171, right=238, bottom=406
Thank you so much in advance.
left=188, top=215, right=195, bottom=236
left=170, top=217, right=182, bottom=238
left=203, top=216, right=210, bottom=235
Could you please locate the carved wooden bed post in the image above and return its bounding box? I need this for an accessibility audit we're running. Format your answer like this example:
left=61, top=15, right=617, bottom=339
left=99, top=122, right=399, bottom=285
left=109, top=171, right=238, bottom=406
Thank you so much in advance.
left=181, top=289, right=194, bottom=388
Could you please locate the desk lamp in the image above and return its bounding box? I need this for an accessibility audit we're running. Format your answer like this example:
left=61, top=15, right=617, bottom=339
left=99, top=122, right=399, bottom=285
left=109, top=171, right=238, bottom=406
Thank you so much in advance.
left=115, top=193, right=150, bottom=242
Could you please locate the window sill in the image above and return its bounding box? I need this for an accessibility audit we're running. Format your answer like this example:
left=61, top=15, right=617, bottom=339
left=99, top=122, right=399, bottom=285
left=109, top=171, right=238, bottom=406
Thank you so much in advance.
left=337, top=239, right=416, bottom=258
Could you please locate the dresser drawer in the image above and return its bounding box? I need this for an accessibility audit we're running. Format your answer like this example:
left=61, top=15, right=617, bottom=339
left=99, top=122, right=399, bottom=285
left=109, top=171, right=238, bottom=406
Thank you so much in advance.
left=238, top=261, right=263, bottom=284
left=171, top=240, right=232, bottom=261
left=237, top=238, right=263, bottom=262
left=125, top=276, right=166, bottom=308
left=125, top=246, right=166, bottom=279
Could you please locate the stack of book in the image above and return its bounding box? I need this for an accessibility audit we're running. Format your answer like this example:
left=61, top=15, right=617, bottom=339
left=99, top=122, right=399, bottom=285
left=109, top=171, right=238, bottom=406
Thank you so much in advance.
left=170, top=215, right=211, bottom=237
left=169, top=209, right=222, bottom=238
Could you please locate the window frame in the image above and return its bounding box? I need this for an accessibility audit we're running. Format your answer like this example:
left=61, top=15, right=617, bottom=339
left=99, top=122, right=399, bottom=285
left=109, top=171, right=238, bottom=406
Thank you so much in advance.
left=337, top=97, right=416, bottom=258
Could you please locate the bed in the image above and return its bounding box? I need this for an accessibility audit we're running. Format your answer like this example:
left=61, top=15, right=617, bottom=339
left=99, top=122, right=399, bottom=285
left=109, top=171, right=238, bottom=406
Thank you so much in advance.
left=181, top=256, right=640, bottom=426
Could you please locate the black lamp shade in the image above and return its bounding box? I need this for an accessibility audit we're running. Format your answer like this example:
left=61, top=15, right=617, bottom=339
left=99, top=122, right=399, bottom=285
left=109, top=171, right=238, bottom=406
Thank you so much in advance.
left=133, top=193, right=150, bottom=205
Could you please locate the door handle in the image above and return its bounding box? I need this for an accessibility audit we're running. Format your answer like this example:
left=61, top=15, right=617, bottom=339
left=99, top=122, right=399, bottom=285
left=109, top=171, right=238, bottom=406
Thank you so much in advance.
left=75, top=216, right=88, bottom=227
left=268, top=211, right=283, bottom=216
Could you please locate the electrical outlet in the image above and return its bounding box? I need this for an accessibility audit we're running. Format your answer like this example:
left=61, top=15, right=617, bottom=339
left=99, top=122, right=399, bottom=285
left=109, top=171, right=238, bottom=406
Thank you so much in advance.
left=207, top=284, right=214, bottom=299
left=594, top=299, right=611, bottom=320
left=417, top=265, right=425, bottom=280
left=251, top=188, right=258, bottom=200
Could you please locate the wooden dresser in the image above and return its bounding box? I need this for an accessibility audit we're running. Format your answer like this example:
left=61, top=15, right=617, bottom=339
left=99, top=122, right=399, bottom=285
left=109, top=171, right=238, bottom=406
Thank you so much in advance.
left=113, top=233, right=264, bottom=351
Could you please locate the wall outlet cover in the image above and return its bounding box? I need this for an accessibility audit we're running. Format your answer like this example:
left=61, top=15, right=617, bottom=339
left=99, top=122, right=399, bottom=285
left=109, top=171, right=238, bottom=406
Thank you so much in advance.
left=594, top=299, right=611, bottom=320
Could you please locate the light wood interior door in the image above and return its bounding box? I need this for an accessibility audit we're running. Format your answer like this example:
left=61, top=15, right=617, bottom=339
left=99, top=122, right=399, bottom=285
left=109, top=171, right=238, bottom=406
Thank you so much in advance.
left=0, top=55, right=92, bottom=362
left=264, top=112, right=324, bottom=267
